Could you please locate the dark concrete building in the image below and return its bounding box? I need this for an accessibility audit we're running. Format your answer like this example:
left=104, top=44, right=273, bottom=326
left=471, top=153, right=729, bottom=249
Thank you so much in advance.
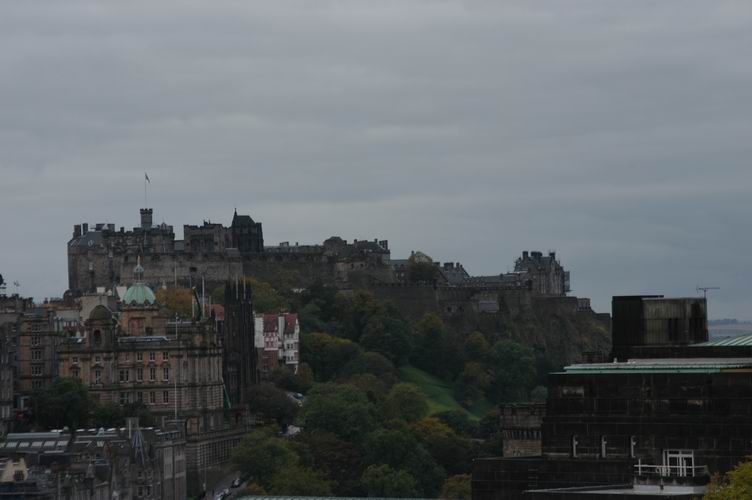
left=472, top=295, right=752, bottom=499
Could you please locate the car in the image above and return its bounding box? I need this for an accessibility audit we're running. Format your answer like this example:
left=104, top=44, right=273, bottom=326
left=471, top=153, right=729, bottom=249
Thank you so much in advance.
left=231, top=478, right=242, bottom=488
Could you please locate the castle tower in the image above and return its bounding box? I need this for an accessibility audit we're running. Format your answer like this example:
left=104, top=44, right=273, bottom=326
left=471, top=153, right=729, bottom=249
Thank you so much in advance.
left=140, top=208, right=153, bottom=230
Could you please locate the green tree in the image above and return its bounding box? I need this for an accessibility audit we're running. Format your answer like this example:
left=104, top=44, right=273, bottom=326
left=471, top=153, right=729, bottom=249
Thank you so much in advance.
left=247, top=382, right=299, bottom=427
left=382, top=383, right=429, bottom=423
left=269, top=464, right=333, bottom=496
left=360, top=316, right=412, bottom=366
left=31, top=377, right=93, bottom=430
left=364, top=429, right=419, bottom=469
left=361, top=464, right=420, bottom=498
left=464, top=331, right=490, bottom=361
left=456, top=362, right=492, bottom=407
left=434, top=410, right=477, bottom=436
left=705, top=458, right=752, bottom=499
left=244, top=277, right=287, bottom=313
left=271, top=364, right=314, bottom=393
left=155, top=287, right=193, bottom=318
left=488, top=340, right=537, bottom=403
left=301, top=332, right=362, bottom=381
left=441, top=474, right=472, bottom=500
left=339, top=351, right=399, bottom=386
left=297, top=383, right=377, bottom=441
left=295, top=431, right=363, bottom=494
left=335, top=290, right=386, bottom=342
left=92, top=402, right=124, bottom=428
left=411, top=418, right=472, bottom=475
left=231, top=429, right=298, bottom=488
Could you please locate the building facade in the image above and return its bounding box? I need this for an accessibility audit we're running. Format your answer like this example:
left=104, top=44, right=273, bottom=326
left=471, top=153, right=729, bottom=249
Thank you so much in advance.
left=254, top=313, right=300, bottom=378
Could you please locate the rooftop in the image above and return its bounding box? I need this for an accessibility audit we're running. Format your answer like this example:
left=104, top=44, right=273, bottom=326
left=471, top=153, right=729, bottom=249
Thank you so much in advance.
left=564, top=357, right=752, bottom=374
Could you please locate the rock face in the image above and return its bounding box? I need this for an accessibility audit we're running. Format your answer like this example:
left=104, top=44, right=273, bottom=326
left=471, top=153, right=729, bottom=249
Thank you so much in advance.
left=368, top=284, right=611, bottom=367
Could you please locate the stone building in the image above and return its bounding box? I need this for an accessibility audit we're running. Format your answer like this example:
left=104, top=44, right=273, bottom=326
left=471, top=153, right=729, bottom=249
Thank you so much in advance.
left=254, top=313, right=300, bottom=378
left=0, top=419, right=186, bottom=499
left=67, top=208, right=391, bottom=296
left=513, top=251, right=570, bottom=296
left=16, top=309, right=59, bottom=398
left=55, top=262, right=245, bottom=495
left=221, top=281, right=257, bottom=421
left=57, top=262, right=225, bottom=434
left=471, top=295, right=752, bottom=499
left=501, top=403, right=545, bottom=458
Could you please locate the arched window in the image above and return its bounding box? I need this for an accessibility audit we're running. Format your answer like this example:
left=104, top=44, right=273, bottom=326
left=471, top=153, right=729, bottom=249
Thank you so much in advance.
left=93, top=330, right=102, bottom=346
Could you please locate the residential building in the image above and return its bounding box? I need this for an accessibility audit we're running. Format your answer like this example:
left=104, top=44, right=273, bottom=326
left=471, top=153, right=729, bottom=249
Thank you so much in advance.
left=254, top=313, right=300, bottom=377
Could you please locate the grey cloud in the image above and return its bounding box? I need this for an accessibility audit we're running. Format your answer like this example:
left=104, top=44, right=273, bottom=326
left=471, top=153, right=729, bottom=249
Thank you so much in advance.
left=1, top=0, right=751, bottom=318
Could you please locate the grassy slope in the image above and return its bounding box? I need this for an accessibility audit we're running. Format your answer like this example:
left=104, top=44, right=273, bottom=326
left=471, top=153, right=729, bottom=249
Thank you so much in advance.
left=399, top=365, right=493, bottom=421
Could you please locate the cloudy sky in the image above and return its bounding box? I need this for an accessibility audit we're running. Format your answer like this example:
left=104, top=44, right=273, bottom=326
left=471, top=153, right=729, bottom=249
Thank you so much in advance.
left=2, top=1, right=751, bottom=317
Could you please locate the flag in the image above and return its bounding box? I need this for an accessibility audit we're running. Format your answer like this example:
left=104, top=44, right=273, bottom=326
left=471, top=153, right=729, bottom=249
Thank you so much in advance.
left=145, top=172, right=150, bottom=183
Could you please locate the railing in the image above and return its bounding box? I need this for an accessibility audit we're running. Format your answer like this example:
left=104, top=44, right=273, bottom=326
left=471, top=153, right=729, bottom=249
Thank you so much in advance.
left=634, top=463, right=709, bottom=478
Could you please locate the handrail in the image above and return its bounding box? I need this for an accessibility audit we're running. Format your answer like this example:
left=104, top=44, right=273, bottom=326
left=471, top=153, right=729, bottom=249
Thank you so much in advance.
left=634, top=463, right=708, bottom=478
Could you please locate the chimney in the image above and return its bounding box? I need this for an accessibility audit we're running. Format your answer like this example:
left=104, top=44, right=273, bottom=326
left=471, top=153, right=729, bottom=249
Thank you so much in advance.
left=549, top=251, right=556, bottom=260
left=140, top=209, right=153, bottom=230
left=73, top=225, right=82, bottom=238
left=522, top=251, right=529, bottom=259
left=108, top=224, right=115, bottom=232
left=82, top=223, right=89, bottom=234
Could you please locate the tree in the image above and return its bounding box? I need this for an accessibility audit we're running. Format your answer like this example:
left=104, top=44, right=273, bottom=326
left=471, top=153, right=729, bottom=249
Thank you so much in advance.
left=455, top=362, right=492, bottom=407
left=335, top=290, right=386, bottom=342
left=364, top=429, right=419, bottom=469
left=31, top=377, right=93, bottom=430
left=382, top=383, right=429, bottom=423
left=155, top=287, right=193, bottom=318
left=360, top=316, right=412, bottom=366
left=361, top=464, right=420, bottom=498
left=297, top=383, right=377, bottom=441
left=269, top=464, right=333, bottom=496
left=247, top=382, right=299, bottom=427
left=464, top=331, right=491, bottom=361
left=339, top=352, right=399, bottom=386
left=530, top=385, right=548, bottom=402
left=434, top=410, right=477, bottom=436
left=301, top=332, right=362, bottom=381
left=295, top=431, right=363, bottom=494
left=92, top=402, right=124, bottom=428
left=705, top=458, right=752, bottom=499
left=271, top=364, right=313, bottom=393
left=243, top=277, right=287, bottom=313
left=441, top=474, right=471, bottom=500
left=488, top=340, right=537, bottom=403
left=231, top=429, right=298, bottom=488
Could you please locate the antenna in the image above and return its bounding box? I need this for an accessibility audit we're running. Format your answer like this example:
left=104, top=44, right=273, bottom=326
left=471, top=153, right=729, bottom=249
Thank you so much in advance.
left=696, top=286, right=720, bottom=299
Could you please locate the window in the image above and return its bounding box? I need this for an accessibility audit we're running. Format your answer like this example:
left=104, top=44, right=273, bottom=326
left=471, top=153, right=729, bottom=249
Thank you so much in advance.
left=162, top=391, right=169, bottom=404
left=93, top=330, right=101, bottom=346
left=119, top=370, right=130, bottom=383
left=149, top=367, right=156, bottom=382
left=31, top=365, right=43, bottom=376
left=149, top=391, right=156, bottom=404
left=119, top=392, right=128, bottom=405
left=31, top=335, right=41, bottom=347
left=137, top=486, right=143, bottom=497
left=162, top=351, right=169, bottom=361
left=137, top=392, right=143, bottom=403
left=94, top=355, right=101, bottom=364
left=32, top=380, right=43, bottom=390
left=31, top=350, right=42, bottom=361
left=124, top=353, right=130, bottom=362
left=71, top=367, right=80, bottom=379
left=137, top=353, right=143, bottom=362
left=72, top=356, right=79, bottom=364
left=149, top=352, right=156, bottom=362
left=136, top=368, right=143, bottom=381
left=94, top=369, right=102, bottom=384
left=163, top=366, right=170, bottom=382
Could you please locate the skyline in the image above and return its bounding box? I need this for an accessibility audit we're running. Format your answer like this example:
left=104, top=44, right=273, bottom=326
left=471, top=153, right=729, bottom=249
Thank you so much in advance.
left=2, top=1, right=751, bottom=318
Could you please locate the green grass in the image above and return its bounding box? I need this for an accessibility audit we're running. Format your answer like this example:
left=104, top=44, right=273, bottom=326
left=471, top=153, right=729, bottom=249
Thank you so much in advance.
left=399, top=365, right=493, bottom=421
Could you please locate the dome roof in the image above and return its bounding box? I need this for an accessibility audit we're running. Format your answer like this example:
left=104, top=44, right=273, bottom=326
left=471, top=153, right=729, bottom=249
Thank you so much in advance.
left=89, top=305, right=113, bottom=321
left=122, top=283, right=156, bottom=307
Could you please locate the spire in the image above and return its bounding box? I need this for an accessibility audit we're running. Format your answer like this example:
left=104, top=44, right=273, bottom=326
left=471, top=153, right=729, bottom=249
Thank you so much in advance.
left=133, top=255, right=145, bottom=282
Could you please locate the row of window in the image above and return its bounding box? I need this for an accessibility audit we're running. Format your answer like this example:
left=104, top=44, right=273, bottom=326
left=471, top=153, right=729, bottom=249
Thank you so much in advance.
left=69, top=352, right=171, bottom=364
left=120, top=366, right=170, bottom=383
left=120, top=391, right=170, bottom=405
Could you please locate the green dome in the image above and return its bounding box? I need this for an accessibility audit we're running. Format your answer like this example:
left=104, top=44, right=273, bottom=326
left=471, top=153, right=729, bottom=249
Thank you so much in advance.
left=122, top=282, right=156, bottom=306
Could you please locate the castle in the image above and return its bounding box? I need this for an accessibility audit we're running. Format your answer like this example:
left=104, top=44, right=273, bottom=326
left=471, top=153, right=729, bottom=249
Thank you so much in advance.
left=67, top=208, right=392, bottom=295
left=67, top=207, right=571, bottom=300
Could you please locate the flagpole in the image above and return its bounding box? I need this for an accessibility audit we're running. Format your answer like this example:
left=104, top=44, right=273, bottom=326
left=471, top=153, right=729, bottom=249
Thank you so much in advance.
left=144, top=174, right=148, bottom=207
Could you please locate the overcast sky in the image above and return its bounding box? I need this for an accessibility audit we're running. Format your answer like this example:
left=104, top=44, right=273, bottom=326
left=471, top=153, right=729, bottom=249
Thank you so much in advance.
left=2, top=1, right=751, bottom=318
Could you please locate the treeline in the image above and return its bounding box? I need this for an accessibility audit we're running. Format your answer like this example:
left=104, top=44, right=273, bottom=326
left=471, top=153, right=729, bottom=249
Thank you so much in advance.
left=231, top=282, right=553, bottom=498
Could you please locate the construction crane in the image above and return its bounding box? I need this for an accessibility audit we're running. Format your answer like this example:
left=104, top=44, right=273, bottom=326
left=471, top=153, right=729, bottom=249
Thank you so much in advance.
left=696, top=286, right=720, bottom=299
